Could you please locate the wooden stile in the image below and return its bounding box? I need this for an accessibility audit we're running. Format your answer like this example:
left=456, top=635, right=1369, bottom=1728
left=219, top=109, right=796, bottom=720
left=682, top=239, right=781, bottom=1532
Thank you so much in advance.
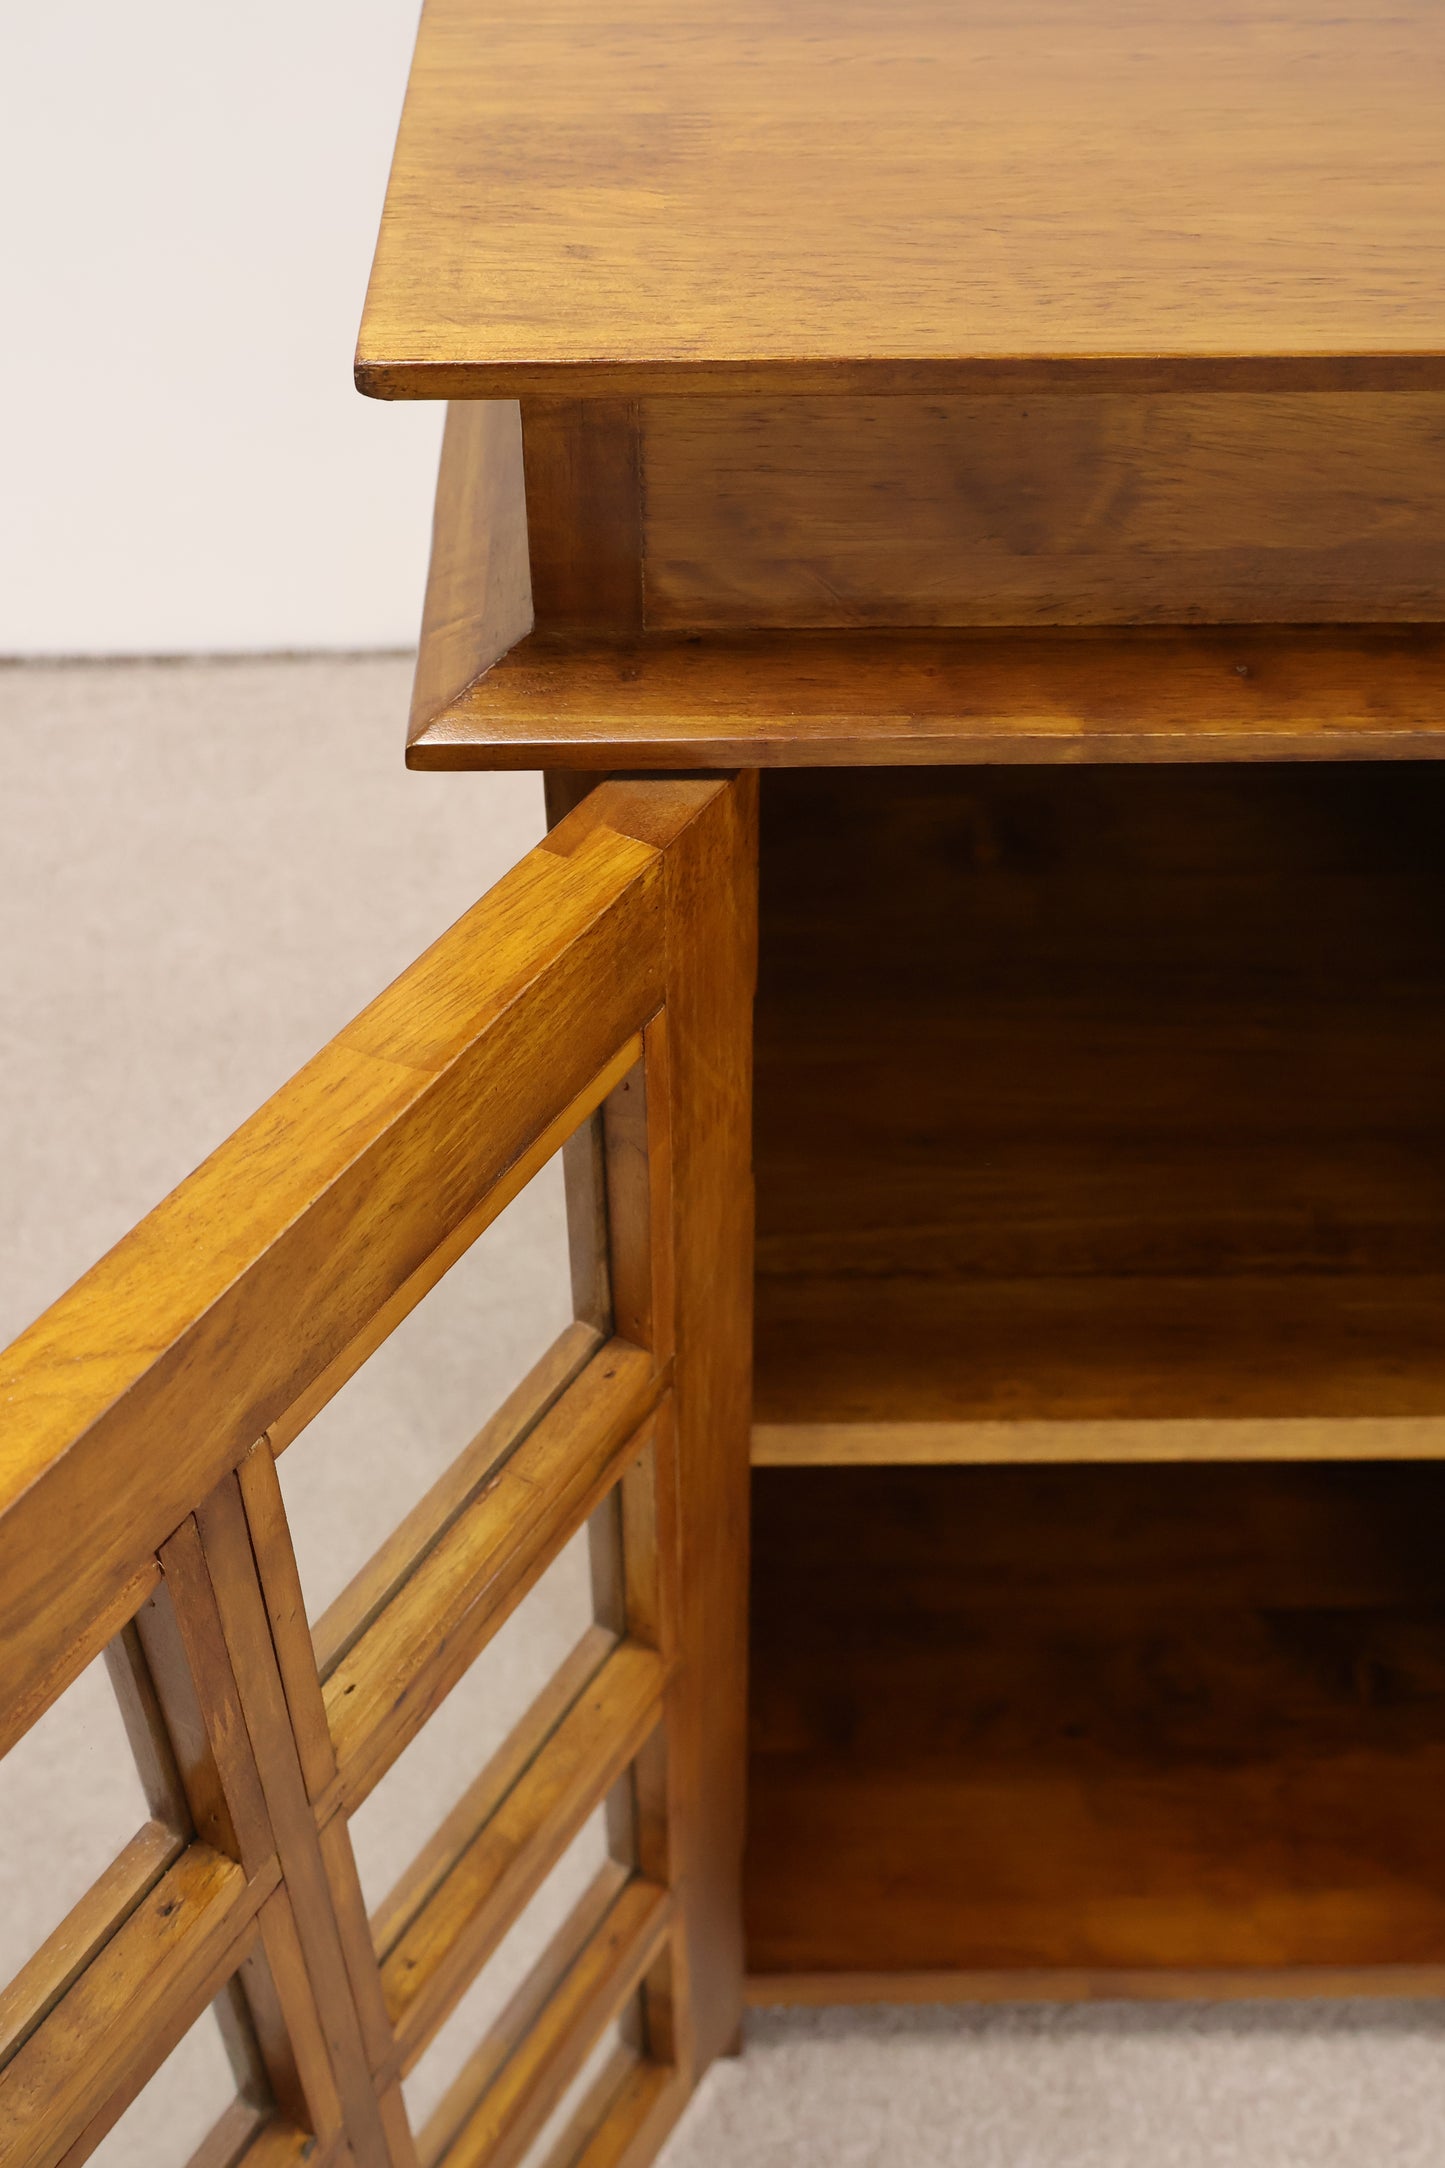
left=0, top=778, right=756, bottom=2168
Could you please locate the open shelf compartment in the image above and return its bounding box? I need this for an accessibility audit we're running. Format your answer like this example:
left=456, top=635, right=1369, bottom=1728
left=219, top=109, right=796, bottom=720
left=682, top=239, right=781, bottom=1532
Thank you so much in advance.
left=753, top=762, right=1445, bottom=1465
left=746, top=1460, right=1445, bottom=1992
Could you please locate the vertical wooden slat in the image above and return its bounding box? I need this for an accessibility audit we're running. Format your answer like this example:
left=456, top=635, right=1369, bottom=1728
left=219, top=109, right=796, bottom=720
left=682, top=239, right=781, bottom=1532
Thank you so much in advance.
left=602, top=1033, right=674, bottom=1365
left=242, top=1889, right=347, bottom=2146
left=562, top=1108, right=615, bottom=1335
left=316, top=1813, right=413, bottom=2147
left=193, top=1475, right=399, bottom=2168
left=104, top=1621, right=190, bottom=1828
left=144, top=1526, right=275, bottom=1873
left=235, top=1443, right=339, bottom=1808
left=631, top=778, right=757, bottom=2076
left=556, top=777, right=755, bottom=2084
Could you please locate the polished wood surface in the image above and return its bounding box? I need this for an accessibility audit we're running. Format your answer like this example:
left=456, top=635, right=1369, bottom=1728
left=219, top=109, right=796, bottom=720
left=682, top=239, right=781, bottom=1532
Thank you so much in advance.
left=409, top=626, right=1445, bottom=770
left=0, top=792, right=673, bottom=1720
left=644, top=395, right=1445, bottom=628
left=408, top=400, right=533, bottom=737
left=753, top=764, right=1445, bottom=1458
left=358, top=0, right=1445, bottom=397
left=0, top=779, right=755, bottom=2168
left=746, top=1463, right=1445, bottom=1982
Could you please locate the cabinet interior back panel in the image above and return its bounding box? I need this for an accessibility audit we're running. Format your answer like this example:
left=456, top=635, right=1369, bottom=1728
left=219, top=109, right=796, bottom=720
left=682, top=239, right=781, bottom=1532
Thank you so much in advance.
left=641, top=395, right=1445, bottom=628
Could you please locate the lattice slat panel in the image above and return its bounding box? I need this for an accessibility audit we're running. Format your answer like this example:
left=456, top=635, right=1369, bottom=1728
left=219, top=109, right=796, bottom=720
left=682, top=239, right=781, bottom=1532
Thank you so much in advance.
left=0, top=778, right=756, bottom=2168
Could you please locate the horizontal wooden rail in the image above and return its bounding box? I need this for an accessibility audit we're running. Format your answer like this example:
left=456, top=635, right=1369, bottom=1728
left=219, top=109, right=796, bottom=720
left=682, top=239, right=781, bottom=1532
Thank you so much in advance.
left=313, top=1323, right=604, bottom=1680
left=0, top=797, right=674, bottom=1738
left=369, top=1630, right=614, bottom=1962
left=421, top=1873, right=672, bottom=2168
left=382, top=1639, right=668, bottom=2065
left=536, top=2047, right=679, bottom=2168
left=0, top=1843, right=271, bottom=2168
left=0, top=1818, right=184, bottom=2068
left=411, top=624, right=1445, bottom=770
left=265, top=1043, right=639, bottom=1462
left=325, top=1347, right=665, bottom=1809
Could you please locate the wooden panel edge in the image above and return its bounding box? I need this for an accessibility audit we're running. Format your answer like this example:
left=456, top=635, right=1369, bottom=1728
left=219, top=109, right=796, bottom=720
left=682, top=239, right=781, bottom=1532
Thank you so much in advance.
left=407, top=401, right=533, bottom=748
left=744, top=1964, right=1445, bottom=2007
left=751, top=1416, right=1445, bottom=1467
left=408, top=625, right=1445, bottom=772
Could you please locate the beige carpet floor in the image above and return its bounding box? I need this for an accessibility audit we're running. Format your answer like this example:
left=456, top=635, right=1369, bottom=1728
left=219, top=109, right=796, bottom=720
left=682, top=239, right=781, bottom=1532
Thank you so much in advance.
left=4, top=655, right=1445, bottom=2164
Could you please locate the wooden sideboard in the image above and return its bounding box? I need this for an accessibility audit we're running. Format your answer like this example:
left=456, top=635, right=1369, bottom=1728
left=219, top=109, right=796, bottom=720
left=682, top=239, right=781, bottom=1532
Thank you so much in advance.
left=360, top=0, right=1445, bottom=2001
left=4, top=6, right=1445, bottom=2167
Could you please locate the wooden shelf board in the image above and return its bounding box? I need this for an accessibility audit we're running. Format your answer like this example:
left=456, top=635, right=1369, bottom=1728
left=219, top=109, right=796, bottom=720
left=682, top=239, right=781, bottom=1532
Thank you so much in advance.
left=407, top=627, right=1445, bottom=771
left=752, top=765, right=1445, bottom=1452
left=746, top=1463, right=1445, bottom=1980
left=753, top=1272, right=1445, bottom=1432
left=752, top=1414, right=1445, bottom=1468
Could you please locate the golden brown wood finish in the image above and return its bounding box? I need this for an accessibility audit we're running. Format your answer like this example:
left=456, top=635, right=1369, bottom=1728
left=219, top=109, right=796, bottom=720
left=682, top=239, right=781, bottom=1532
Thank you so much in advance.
left=0, top=1822, right=182, bottom=2068
left=643, top=394, right=1445, bottom=628
left=747, top=1463, right=1445, bottom=1986
left=570, top=778, right=757, bottom=2070
left=0, top=1850, right=260, bottom=2168
left=322, top=1347, right=663, bottom=1809
left=357, top=0, right=1445, bottom=395
left=535, top=2048, right=680, bottom=2168
left=262, top=1042, right=642, bottom=1463
left=0, top=801, right=669, bottom=1732
left=0, top=778, right=753, bottom=2167
left=0, top=1567, right=161, bottom=1767
left=420, top=1876, right=671, bottom=2168
left=409, top=626, right=1445, bottom=772
left=193, top=1479, right=395, bottom=2168
left=368, top=1632, right=619, bottom=1965
left=379, top=1641, right=667, bottom=2064
left=407, top=399, right=533, bottom=744
left=310, top=1322, right=605, bottom=1679
left=753, top=763, right=1445, bottom=1460
left=519, top=403, right=644, bottom=636
left=420, top=1861, right=631, bottom=2167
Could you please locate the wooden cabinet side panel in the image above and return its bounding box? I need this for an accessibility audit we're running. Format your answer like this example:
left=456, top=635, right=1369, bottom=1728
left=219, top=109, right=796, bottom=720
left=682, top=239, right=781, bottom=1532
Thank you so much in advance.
left=654, top=774, right=757, bottom=2071
left=408, top=400, right=533, bottom=741
left=557, top=778, right=759, bottom=2073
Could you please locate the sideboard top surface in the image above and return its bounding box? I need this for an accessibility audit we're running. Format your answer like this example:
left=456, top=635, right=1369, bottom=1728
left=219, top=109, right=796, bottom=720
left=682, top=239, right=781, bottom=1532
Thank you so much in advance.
left=358, top=0, right=1445, bottom=399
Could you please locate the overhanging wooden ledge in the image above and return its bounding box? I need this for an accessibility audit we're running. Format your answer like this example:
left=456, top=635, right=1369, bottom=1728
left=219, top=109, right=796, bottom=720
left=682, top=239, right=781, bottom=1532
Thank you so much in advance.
left=406, top=626, right=1445, bottom=771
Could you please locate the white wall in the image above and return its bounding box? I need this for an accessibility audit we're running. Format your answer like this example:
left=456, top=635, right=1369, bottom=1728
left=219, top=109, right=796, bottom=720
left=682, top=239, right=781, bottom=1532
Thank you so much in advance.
left=0, top=3, right=444, bottom=655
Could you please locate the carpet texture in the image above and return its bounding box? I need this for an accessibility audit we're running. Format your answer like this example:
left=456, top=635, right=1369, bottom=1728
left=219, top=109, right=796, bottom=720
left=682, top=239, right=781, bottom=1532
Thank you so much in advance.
left=3, top=655, right=1443, bottom=2165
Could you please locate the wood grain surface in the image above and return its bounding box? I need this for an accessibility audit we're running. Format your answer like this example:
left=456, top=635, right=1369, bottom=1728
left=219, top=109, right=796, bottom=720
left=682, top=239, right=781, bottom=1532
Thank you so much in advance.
left=358, top=0, right=1445, bottom=395
left=0, top=797, right=672, bottom=1734
left=0, top=777, right=755, bottom=2164
left=643, top=395, right=1445, bottom=628
left=747, top=1462, right=1445, bottom=1979
left=409, top=626, right=1445, bottom=771
left=753, top=763, right=1445, bottom=1452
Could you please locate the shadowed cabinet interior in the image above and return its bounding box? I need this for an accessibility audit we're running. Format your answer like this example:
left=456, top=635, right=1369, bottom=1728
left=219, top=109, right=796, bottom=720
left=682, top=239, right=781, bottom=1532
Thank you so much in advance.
left=746, top=762, right=1445, bottom=1994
